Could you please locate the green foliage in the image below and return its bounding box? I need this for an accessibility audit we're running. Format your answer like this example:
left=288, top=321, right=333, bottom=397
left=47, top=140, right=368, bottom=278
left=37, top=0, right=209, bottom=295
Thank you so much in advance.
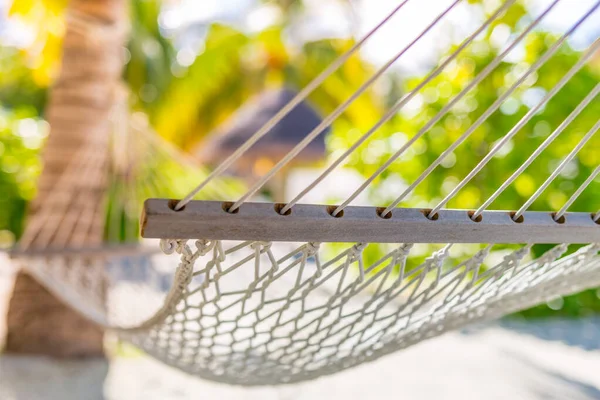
left=125, top=0, right=176, bottom=112
left=153, top=24, right=254, bottom=146
left=149, top=19, right=383, bottom=153
left=1, top=0, right=599, bottom=319
left=0, top=47, right=47, bottom=112
left=0, top=107, right=44, bottom=245
left=350, top=35, right=600, bottom=214
left=519, top=288, right=600, bottom=319
left=8, top=0, right=68, bottom=86
left=327, top=8, right=600, bottom=317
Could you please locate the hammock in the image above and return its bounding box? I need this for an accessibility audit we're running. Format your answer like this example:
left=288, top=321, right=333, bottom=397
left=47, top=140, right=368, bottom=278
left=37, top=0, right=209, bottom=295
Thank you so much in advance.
left=12, top=0, right=600, bottom=386
left=11, top=95, right=244, bottom=329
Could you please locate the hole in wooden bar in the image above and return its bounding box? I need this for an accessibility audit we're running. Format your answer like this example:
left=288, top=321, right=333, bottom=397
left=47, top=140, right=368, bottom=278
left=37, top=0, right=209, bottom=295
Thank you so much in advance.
left=376, top=207, right=392, bottom=219
left=468, top=211, right=483, bottom=222
left=274, top=203, right=292, bottom=216
left=222, top=202, right=240, bottom=214
left=509, top=212, right=524, bottom=223
left=168, top=199, right=185, bottom=211
left=327, top=205, right=344, bottom=218
left=592, top=213, right=600, bottom=225
left=551, top=213, right=566, bottom=224
left=421, top=209, right=439, bottom=221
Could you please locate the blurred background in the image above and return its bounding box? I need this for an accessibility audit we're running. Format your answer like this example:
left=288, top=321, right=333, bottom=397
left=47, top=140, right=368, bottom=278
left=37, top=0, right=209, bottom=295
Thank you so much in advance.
left=1, top=0, right=600, bottom=398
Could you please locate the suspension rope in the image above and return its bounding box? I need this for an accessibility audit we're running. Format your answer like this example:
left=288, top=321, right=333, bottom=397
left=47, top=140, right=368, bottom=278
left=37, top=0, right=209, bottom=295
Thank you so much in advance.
left=553, top=166, right=600, bottom=221
left=229, top=0, right=464, bottom=214
left=18, top=135, right=106, bottom=250
left=130, top=113, right=240, bottom=199
left=173, top=0, right=413, bottom=211
left=329, top=0, right=559, bottom=216
left=512, top=119, right=600, bottom=220
left=131, top=114, right=202, bottom=171
left=272, top=0, right=516, bottom=216
left=380, top=3, right=600, bottom=218
left=471, top=83, right=600, bottom=219
left=428, top=39, right=600, bottom=218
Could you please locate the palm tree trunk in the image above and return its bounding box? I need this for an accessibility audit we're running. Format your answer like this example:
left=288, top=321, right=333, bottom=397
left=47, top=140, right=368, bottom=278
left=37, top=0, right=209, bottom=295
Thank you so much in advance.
left=5, top=0, right=127, bottom=357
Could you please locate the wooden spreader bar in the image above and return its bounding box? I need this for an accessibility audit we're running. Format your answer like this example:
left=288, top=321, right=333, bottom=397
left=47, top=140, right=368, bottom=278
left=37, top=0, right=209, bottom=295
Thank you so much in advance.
left=141, top=199, right=600, bottom=244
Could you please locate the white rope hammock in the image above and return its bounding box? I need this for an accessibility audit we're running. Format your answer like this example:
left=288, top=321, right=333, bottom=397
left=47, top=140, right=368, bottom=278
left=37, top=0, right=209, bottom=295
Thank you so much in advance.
left=12, top=93, right=243, bottom=329
left=11, top=0, right=600, bottom=386
left=124, top=241, right=600, bottom=385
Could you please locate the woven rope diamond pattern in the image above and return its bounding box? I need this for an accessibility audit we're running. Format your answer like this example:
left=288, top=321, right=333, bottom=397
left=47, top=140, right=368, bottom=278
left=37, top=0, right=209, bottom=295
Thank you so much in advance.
left=121, top=241, right=600, bottom=385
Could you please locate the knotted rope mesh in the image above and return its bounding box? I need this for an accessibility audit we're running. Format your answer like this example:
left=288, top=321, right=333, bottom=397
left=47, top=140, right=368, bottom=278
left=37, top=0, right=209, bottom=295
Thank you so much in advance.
left=11, top=0, right=600, bottom=386
left=118, top=240, right=599, bottom=385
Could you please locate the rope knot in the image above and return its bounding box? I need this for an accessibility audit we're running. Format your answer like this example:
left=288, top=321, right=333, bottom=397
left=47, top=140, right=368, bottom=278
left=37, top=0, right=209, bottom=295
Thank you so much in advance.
left=305, top=242, right=321, bottom=256
left=349, top=242, right=367, bottom=261
left=574, top=243, right=600, bottom=263
left=469, top=246, right=491, bottom=268
left=505, top=245, right=531, bottom=265
left=195, top=239, right=216, bottom=256
left=397, top=243, right=414, bottom=258
left=251, top=241, right=272, bottom=251
left=538, top=243, right=568, bottom=265
left=427, top=245, right=451, bottom=270
left=160, top=239, right=178, bottom=255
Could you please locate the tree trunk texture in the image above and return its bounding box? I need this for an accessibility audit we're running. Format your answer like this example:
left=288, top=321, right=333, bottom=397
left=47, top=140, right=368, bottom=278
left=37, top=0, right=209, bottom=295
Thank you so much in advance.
left=5, top=0, right=127, bottom=357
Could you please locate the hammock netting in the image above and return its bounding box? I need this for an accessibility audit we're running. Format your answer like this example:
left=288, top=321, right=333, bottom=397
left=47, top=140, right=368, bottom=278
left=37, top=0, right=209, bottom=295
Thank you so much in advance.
left=10, top=0, right=600, bottom=386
